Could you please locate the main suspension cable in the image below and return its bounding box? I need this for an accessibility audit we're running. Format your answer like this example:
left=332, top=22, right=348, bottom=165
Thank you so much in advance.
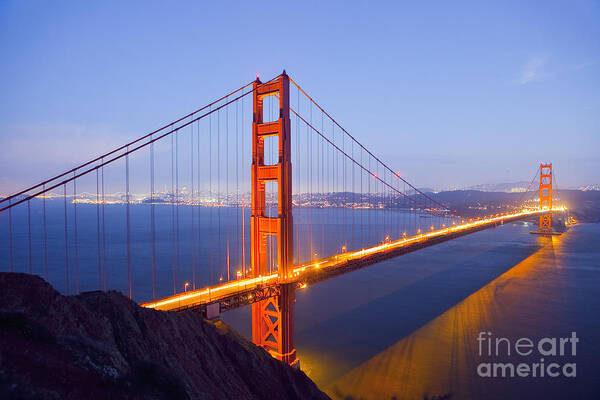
left=291, top=107, right=447, bottom=216
left=1, top=76, right=280, bottom=213
left=289, top=77, right=452, bottom=213
left=0, top=81, right=257, bottom=206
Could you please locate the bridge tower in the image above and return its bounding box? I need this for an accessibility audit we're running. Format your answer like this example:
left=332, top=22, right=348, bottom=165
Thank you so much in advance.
left=250, top=72, right=296, bottom=365
left=539, top=163, right=552, bottom=232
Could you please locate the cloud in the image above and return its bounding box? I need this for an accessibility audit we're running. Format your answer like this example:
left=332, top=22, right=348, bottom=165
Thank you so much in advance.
left=516, top=56, right=547, bottom=85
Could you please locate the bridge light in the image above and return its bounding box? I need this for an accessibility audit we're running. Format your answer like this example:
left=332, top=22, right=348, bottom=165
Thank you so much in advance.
left=184, top=282, right=190, bottom=292
left=417, top=228, right=421, bottom=234
left=236, top=270, right=242, bottom=280
left=341, top=245, right=347, bottom=253
left=430, top=225, right=434, bottom=231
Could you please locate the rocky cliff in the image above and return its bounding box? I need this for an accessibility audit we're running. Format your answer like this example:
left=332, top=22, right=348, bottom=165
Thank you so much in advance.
left=0, top=273, right=329, bottom=400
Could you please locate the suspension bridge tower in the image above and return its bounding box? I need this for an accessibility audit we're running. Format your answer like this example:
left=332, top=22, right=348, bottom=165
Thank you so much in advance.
left=250, top=72, right=296, bottom=366
left=538, top=163, right=553, bottom=232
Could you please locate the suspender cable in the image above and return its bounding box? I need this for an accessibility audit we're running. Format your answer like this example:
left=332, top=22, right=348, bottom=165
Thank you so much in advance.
left=43, top=185, right=48, bottom=279
left=360, top=147, right=363, bottom=248
left=27, top=200, right=32, bottom=274
left=63, top=183, right=69, bottom=294
left=241, top=98, right=246, bottom=276
left=8, top=199, right=13, bottom=272
left=96, top=168, right=101, bottom=289
left=150, top=136, right=157, bottom=299
left=196, top=118, right=201, bottom=286
left=306, top=99, right=311, bottom=261
left=321, top=111, right=325, bottom=257
left=343, top=128, right=347, bottom=248
left=367, top=154, right=370, bottom=239
left=126, top=148, right=132, bottom=299
left=309, top=99, right=313, bottom=261
left=352, top=140, right=355, bottom=250
left=101, top=160, right=107, bottom=291
left=171, top=129, right=176, bottom=294
left=175, top=129, right=180, bottom=290
left=236, top=98, right=240, bottom=279
left=73, top=173, right=79, bottom=294
left=225, top=100, right=229, bottom=279
left=218, top=108, right=222, bottom=279
left=226, top=99, right=230, bottom=279
left=191, top=118, right=196, bottom=290
left=295, top=87, right=300, bottom=263
left=210, top=107, right=214, bottom=283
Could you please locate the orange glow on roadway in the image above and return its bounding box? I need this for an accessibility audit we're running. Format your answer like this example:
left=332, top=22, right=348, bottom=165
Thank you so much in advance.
left=141, top=207, right=560, bottom=312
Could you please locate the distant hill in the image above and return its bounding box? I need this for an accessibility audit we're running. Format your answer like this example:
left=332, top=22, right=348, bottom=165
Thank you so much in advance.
left=431, top=189, right=600, bottom=223
left=464, top=181, right=531, bottom=193
left=577, top=184, right=600, bottom=191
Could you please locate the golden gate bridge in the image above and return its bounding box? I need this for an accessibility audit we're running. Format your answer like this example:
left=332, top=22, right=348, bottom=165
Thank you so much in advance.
left=0, top=71, right=566, bottom=367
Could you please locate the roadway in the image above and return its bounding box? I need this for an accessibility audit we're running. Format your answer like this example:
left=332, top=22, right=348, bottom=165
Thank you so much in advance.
left=140, top=208, right=551, bottom=313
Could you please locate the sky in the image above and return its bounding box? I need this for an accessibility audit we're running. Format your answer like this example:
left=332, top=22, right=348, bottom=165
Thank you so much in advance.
left=0, top=0, right=598, bottom=193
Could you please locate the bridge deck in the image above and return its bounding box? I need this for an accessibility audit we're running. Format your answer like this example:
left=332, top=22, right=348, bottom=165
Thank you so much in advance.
left=140, top=209, right=545, bottom=313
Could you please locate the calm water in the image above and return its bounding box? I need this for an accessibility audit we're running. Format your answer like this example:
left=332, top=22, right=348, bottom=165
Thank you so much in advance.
left=222, top=222, right=600, bottom=399
left=1, top=202, right=599, bottom=399
left=0, top=200, right=451, bottom=299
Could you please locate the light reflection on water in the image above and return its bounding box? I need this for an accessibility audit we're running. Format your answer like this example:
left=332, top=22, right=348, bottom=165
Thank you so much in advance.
left=3, top=202, right=597, bottom=398
left=224, top=223, right=600, bottom=399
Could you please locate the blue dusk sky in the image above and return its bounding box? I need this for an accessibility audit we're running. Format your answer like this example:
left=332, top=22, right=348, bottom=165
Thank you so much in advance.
left=0, top=0, right=598, bottom=192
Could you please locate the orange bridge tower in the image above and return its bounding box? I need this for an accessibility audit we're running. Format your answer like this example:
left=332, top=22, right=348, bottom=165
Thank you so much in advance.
left=539, top=163, right=553, bottom=232
left=250, top=72, right=296, bottom=365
